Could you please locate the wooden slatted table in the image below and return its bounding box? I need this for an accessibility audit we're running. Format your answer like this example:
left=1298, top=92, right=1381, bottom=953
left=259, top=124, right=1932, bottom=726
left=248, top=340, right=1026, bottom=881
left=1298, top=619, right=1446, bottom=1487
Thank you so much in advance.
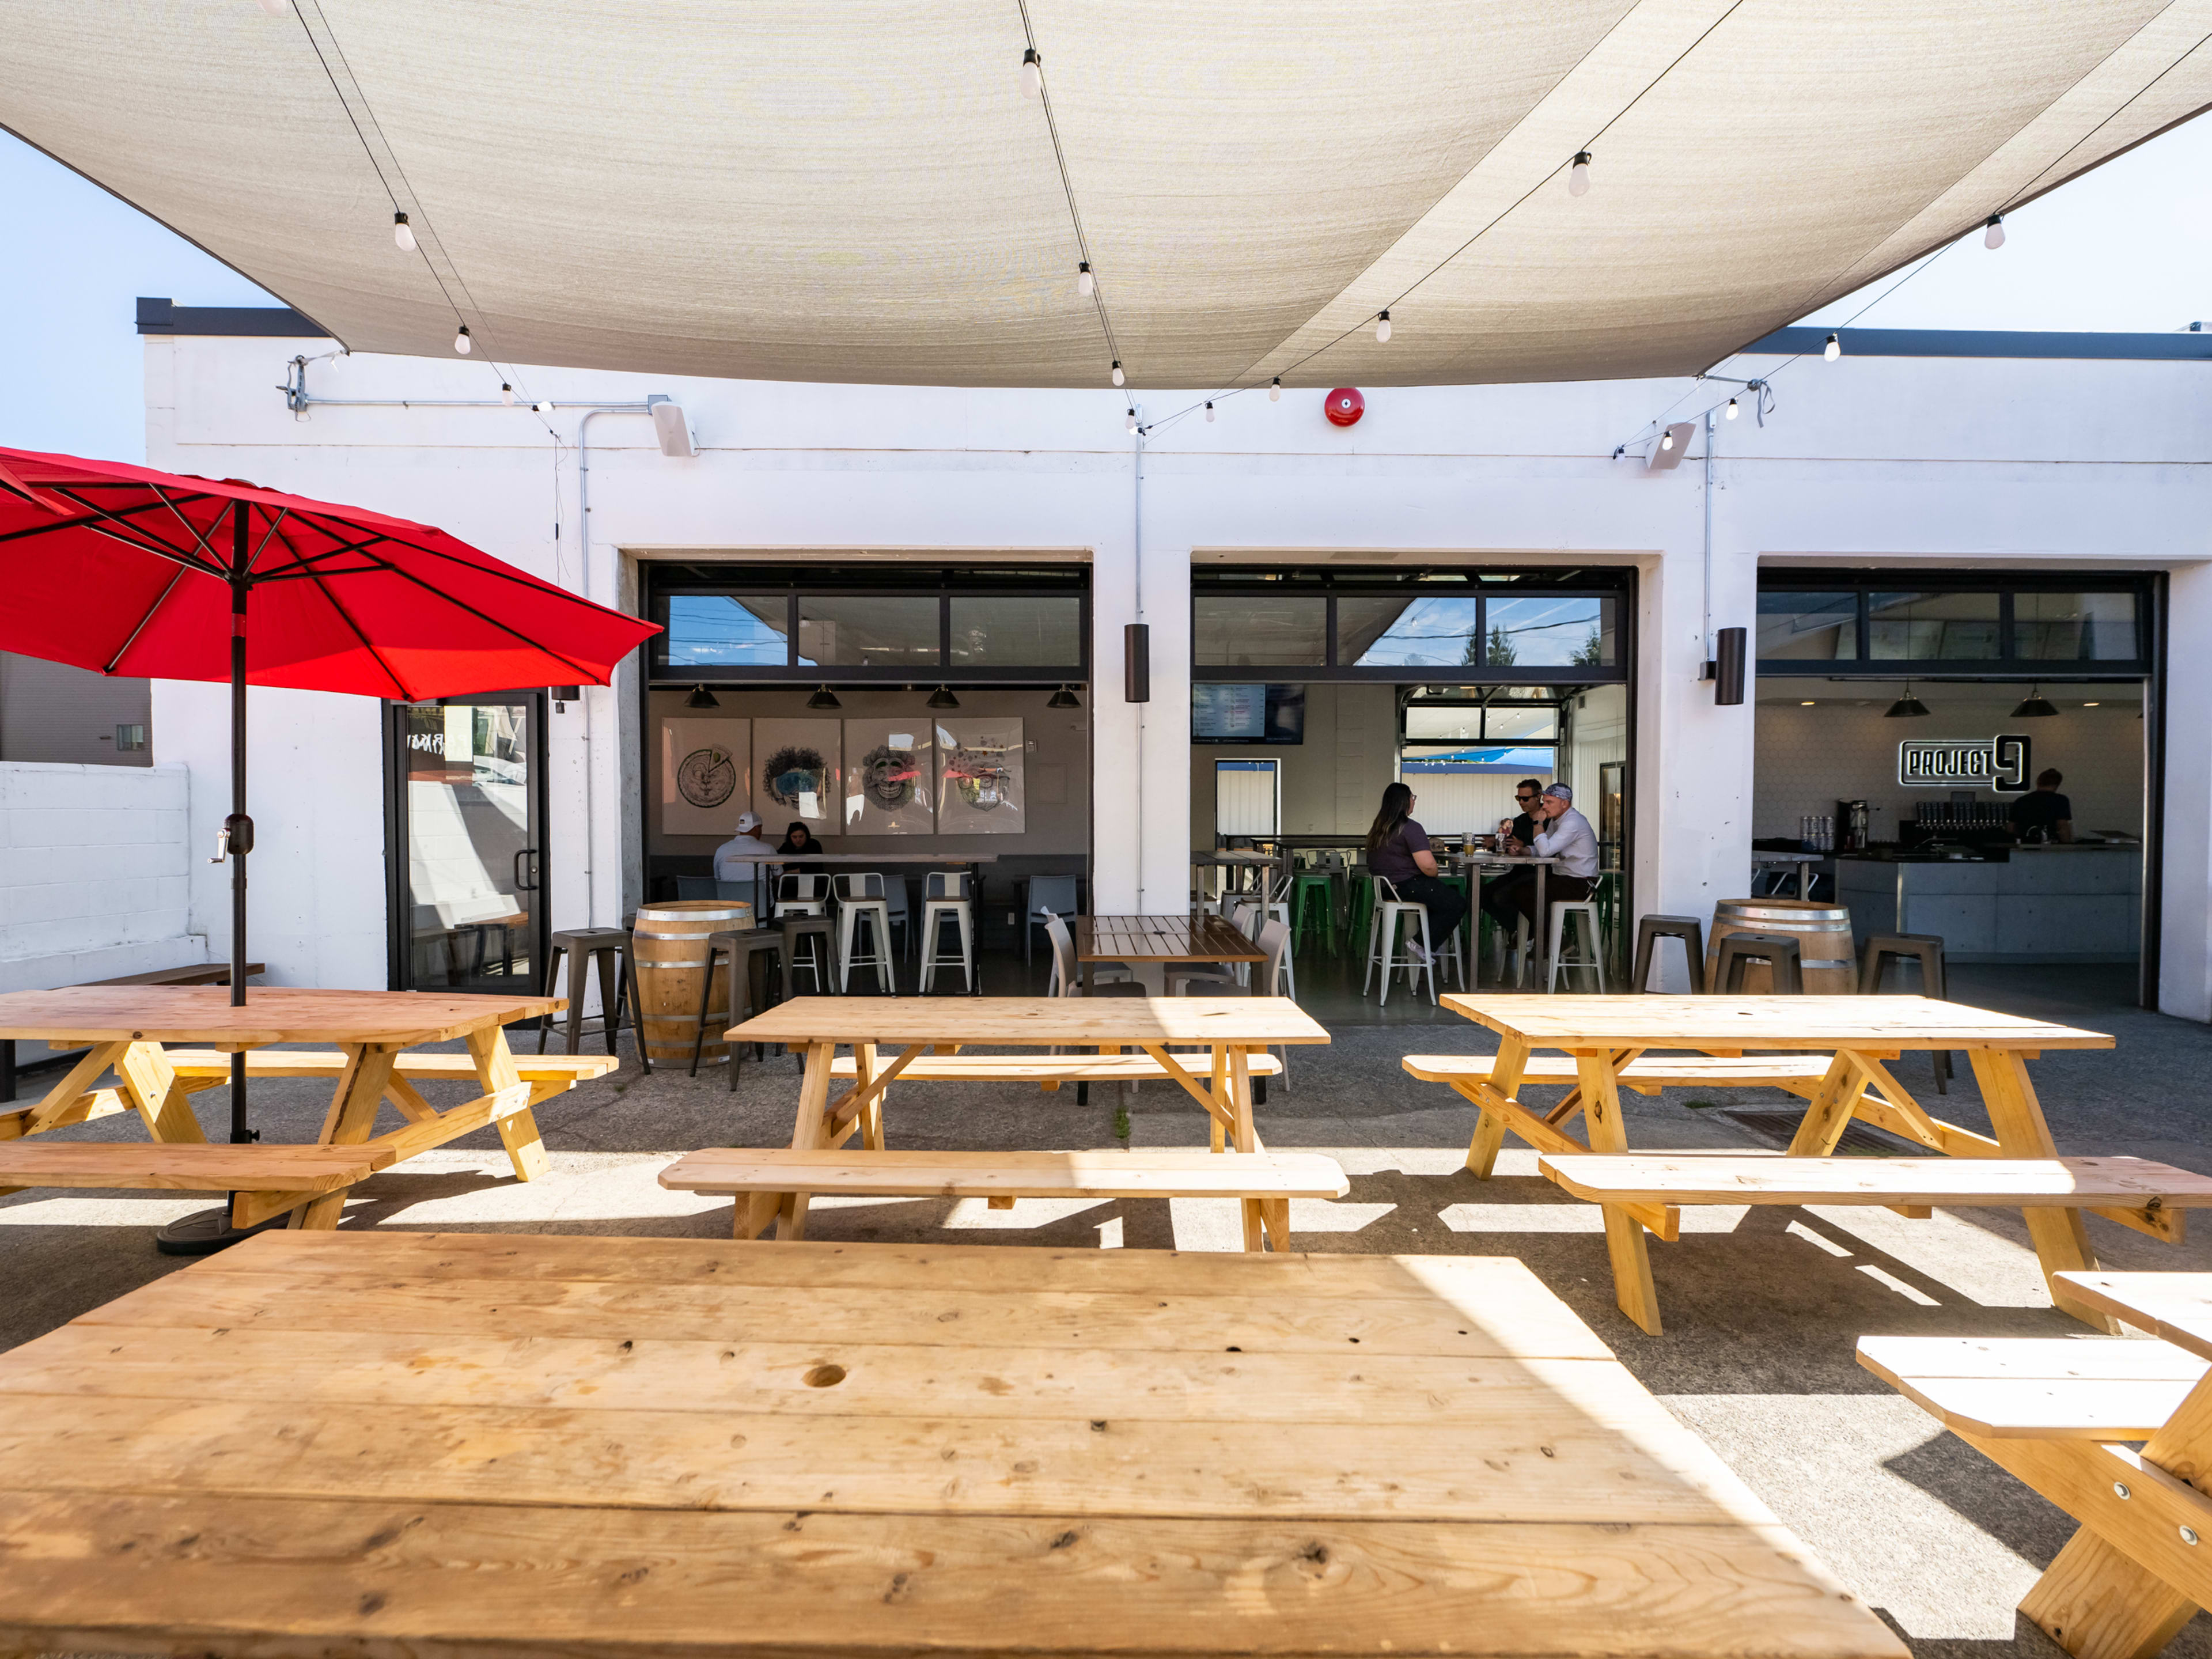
left=1075, top=914, right=1264, bottom=993
left=0, top=986, right=567, bottom=1229
left=0, top=1229, right=1908, bottom=1659
left=1433, top=994, right=2116, bottom=1332
left=1862, top=1270, right=2212, bottom=1659
left=724, top=995, right=1327, bottom=1249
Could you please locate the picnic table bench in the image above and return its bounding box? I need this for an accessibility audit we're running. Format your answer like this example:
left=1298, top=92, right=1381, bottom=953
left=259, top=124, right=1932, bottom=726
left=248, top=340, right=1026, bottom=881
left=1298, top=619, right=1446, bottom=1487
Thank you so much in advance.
left=0, top=1228, right=1908, bottom=1659
left=0, top=986, right=575, bottom=1229
left=682, top=995, right=1328, bottom=1251
left=1414, top=994, right=2120, bottom=1334
left=1861, top=1270, right=2212, bottom=1659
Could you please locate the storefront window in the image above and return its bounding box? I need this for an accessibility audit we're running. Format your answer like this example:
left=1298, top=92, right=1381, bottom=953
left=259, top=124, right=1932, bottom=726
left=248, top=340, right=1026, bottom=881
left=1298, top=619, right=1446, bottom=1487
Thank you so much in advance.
left=1194, top=595, right=1325, bottom=665
left=665, top=596, right=791, bottom=666
left=1758, top=592, right=1855, bottom=661
left=797, top=596, right=941, bottom=668
left=950, top=596, right=1083, bottom=665
left=1484, top=703, right=1560, bottom=740
left=1340, top=597, right=1481, bottom=667
left=1484, top=596, right=1613, bottom=667
left=1868, top=591, right=2000, bottom=660
left=2014, top=592, right=2138, bottom=660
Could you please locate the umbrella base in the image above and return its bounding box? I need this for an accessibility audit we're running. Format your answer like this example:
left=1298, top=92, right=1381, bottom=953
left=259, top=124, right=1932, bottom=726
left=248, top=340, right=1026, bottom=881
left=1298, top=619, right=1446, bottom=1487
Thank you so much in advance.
left=153, top=1203, right=291, bottom=1257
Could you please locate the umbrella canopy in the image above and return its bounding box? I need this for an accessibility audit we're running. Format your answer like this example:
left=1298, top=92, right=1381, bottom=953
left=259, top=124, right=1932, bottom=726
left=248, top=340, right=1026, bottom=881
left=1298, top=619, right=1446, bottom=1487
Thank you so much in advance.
left=0, top=447, right=656, bottom=697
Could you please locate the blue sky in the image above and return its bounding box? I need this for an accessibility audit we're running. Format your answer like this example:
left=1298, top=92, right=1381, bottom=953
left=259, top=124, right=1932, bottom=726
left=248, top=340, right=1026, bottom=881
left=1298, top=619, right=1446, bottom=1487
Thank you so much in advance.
left=3, top=116, right=2208, bottom=463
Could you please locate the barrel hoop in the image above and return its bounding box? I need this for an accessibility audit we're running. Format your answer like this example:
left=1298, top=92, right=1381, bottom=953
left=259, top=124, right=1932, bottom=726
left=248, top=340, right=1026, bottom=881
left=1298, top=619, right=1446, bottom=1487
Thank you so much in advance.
left=635, top=908, right=753, bottom=923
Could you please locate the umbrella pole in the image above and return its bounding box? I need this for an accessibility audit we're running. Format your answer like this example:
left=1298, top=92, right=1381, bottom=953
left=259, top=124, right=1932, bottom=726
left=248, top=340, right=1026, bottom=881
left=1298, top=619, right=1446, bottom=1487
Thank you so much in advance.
left=228, top=503, right=250, bottom=1142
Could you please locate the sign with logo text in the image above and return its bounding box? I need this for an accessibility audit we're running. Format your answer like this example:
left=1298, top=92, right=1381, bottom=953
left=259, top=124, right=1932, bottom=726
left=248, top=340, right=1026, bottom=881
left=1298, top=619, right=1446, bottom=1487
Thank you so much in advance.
left=1896, top=734, right=2031, bottom=792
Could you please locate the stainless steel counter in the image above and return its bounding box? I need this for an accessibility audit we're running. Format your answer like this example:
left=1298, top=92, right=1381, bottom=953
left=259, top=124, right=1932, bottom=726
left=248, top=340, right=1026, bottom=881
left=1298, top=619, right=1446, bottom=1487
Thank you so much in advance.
left=1835, top=846, right=2141, bottom=963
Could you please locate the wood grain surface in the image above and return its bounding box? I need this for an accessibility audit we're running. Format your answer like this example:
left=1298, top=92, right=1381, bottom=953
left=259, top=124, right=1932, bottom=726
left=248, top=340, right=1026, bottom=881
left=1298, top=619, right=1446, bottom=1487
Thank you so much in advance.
left=1442, top=993, right=2115, bottom=1052
left=728, top=994, right=1328, bottom=1046
left=0, top=986, right=563, bottom=1045
left=1076, top=915, right=1266, bottom=964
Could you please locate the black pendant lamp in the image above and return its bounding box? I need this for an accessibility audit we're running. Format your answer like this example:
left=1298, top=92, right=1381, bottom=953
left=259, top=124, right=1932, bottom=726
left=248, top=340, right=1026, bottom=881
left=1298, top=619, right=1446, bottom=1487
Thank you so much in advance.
left=1883, top=681, right=1929, bottom=719
left=684, top=684, right=719, bottom=710
left=806, top=685, right=842, bottom=710
left=1047, top=684, right=1081, bottom=709
left=927, top=685, right=960, bottom=710
left=2010, top=683, right=2058, bottom=719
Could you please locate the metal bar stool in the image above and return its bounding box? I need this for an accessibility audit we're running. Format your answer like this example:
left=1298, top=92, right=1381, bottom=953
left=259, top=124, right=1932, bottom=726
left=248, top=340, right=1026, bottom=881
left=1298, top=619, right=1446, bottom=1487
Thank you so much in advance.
left=690, top=927, right=785, bottom=1088
left=779, top=912, right=833, bottom=997
left=540, top=927, right=647, bottom=1070
left=1716, top=931, right=1802, bottom=993
left=1861, top=931, right=1953, bottom=1092
left=1631, top=915, right=1708, bottom=994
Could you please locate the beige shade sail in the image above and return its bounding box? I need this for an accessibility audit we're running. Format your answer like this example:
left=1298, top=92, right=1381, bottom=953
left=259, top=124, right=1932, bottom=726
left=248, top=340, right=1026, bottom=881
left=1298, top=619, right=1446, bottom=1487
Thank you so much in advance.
left=6, top=1, right=2208, bottom=389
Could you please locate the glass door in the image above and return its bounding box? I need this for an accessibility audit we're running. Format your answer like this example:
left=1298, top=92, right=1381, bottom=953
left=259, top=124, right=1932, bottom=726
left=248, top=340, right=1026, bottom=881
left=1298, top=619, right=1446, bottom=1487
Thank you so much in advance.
left=388, top=694, right=546, bottom=995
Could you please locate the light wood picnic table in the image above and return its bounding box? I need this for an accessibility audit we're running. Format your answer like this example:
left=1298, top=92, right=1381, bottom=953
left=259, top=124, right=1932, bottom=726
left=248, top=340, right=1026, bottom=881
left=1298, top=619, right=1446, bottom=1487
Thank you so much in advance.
left=1437, top=993, right=2116, bottom=1330
left=0, top=986, right=566, bottom=1229
left=1077, top=913, right=1264, bottom=993
left=0, top=1227, right=1909, bottom=1659
left=724, top=995, right=1325, bottom=1248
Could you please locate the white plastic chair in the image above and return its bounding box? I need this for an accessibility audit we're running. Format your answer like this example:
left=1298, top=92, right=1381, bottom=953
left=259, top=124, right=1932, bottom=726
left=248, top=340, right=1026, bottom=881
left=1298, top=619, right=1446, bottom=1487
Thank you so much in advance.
left=919, top=870, right=975, bottom=994
left=1547, top=899, right=1608, bottom=993
left=1025, top=874, right=1080, bottom=965
left=1173, top=915, right=1296, bottom=1090
left=1043, top=912, right=1142, bottom=1000
left=1362, top=875, right=1435, bottom=1006
left=833, top=872, right=895, bottom=994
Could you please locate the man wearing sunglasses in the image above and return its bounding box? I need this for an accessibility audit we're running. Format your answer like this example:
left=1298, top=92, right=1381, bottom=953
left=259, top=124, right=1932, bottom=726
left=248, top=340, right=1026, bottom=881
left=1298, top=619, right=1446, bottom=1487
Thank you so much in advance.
left=1480, top=778, right=1547, bottom=937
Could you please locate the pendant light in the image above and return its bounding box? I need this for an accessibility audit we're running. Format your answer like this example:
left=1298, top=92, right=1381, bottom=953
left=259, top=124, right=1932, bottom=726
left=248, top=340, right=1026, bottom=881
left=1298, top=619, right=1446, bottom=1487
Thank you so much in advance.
left=2010, top=683, right=2058, bottom=718
left=1125, top=407, right=1138, bottom=434
left=927, top=685, right=961, bottom=710
left=1269, top=377, right=1281, bottom=401
left=453, top=324, right=472, bottom=355
left=1983, top=214, right=2005, bottom=250
left=1823, top=332, right=1842, bottom=361
left=684, top=684, right=719, bottom=710
left=1076, top=262, right=1094, bottom=297
left=1725, top=397, right=1739, bottom=419
left=1883, top=681, right=1930, bottom=719
left=392, top=211, right=415, bottom=252
left=1110, top=360, right=1124, bottom=387
left=1019, top=48, right=1043, bottom=99
left=1047, top=685, right=1081, bottom=709
left=1204, top=401, right=1215, bottom=422
left=1374, top=309, right=1392, bottom=343
left=1568, top=150, right=1591, bottom=196
left=501, top=383, right=515, bottom=406
left=806, top=685, right=842, bottom=710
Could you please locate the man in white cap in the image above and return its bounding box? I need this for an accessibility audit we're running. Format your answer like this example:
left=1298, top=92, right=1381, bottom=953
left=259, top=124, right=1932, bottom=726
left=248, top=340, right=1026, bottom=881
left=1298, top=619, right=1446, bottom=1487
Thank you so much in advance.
left=712, top=810, right=777, bottom=913
left=1517, top=782, right=1599, bottom=930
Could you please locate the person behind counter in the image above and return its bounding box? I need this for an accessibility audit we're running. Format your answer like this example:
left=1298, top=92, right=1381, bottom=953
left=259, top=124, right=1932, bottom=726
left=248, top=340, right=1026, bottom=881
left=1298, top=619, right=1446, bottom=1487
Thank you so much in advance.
left=2008, top=768, right=2074, bottom=844
left=1365, top=781, right=1468, bottom=967
left=711, top=810, right=777, bottom=911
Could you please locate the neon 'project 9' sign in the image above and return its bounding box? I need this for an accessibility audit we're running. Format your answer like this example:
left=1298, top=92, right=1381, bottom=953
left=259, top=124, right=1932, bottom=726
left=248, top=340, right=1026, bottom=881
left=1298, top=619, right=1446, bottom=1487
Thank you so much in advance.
left=1897, top=735, right=2031, bottom=791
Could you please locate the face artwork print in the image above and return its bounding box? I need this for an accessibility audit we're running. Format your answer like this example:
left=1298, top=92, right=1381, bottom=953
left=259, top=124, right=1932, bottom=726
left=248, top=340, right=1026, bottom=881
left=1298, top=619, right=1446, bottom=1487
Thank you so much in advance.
left=658, top=717, right=750, bottom=835
left=934, top=718, right=1025, bottom=834
left=750, top=718, right=839, bottom=825
left=842, top=721, right=934, bottom=834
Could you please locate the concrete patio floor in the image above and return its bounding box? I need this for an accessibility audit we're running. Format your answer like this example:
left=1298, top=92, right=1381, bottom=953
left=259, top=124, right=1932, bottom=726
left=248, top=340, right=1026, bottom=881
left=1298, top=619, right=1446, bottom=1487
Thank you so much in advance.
left=4, top=961, right=2205, bottom=1658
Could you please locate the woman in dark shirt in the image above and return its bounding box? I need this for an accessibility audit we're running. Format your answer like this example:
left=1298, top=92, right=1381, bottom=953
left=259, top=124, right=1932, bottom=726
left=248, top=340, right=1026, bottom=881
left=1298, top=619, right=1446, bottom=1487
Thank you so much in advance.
left=774, top=821, right=822, bottom=879
left=1366, top=782, right=1468, bottom=961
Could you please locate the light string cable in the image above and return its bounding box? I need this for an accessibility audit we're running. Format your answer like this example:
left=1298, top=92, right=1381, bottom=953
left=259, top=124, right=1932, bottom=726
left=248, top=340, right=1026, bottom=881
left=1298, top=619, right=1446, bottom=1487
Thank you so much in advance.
left=1610, top=8, right=2212, bottom=454
left=1137, top=0, right=1750, bottom=437
left=287, top=0, right=565, bottom=452
left=1015, top=0, right=1125, bottom=392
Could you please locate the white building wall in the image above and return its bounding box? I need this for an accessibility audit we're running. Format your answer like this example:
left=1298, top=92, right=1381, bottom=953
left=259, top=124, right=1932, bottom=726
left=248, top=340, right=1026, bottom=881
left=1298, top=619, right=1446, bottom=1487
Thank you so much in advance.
left=143, top=334, right=2212, bottom=1012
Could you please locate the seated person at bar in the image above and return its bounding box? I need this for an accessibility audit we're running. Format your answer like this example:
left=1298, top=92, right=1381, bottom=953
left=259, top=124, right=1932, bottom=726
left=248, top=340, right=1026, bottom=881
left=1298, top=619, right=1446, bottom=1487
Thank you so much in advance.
left=1516, top=783, right=1599, bottom=925
left=1502, top=778, right=1543, bottom=853
left=775, top=821, right=823, bottom=877
left=2008, top=768, right=2073, bottom=844
left=711, top=810, right=776, bottom=911
left=1479, top=778, right=1550, bottom=935
left=1366, top=782, right=1468, bottom=966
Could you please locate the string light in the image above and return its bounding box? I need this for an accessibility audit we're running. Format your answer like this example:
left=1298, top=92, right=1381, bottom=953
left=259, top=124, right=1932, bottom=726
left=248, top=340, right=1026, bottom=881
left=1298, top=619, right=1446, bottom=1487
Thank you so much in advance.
left=1077, top=262, right=1094, bottom=297
left=453, top=324, right=472, bottom=355
left=501, top=383, right=515, bottom=406
left=1020, top=47, right=1043, bottom=99
left=1823, top=332, right=1841, bottom=361
left=1269, top=377, right=1281, bottom=401
left=1110, top=360, right=1124, bottom=387
left=1375, top=309, right=1392, bottom=343
left=1725, top=396, right=1738, bottom=419
left=533, top=400, right=553, bottom=414
left=1659, top=429, right=1673, bottom=450
left=1125, top=407, right=1138, bottom=434
left=1205, top=401, right=1215, bottom=422
left=392, top=211, right=416, bottom=253
left=1569, top=151, right=1591, bottom=196
left=1983, top=214, right=2005, bottom=249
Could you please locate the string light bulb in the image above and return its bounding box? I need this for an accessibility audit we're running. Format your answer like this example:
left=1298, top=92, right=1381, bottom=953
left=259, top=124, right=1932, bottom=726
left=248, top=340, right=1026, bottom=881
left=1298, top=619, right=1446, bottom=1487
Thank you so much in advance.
left=501, top=382, right=514, bottom=406
left=1569, top=150, right=1591, bottom=196
left=1125, top=407, right=1138, bottom=434
left=1375, top=309, right=1392, bottom=343
left=1109, top=360, right=1124, bottom=387
left=452, top=324, right=471, bottom=355
left=1725, top=396, right=1738, bottom=419
left=1205, top=401, right=1215, bottom=422
left=1659, top=429, right=1673, bottom=451
left=533, top=400, right=554, bottom=414
left=1269, top=377, right=1281, bottom=402
left=1076, top=261, right=1093, bottom=297
left=1983, top=213, right=2005, bottom=249
left=392, top=211, right=416, bottom=253
left=1823, top=332, right=1841, bottom=361
left=1020, top=47, right=1043, bottom=99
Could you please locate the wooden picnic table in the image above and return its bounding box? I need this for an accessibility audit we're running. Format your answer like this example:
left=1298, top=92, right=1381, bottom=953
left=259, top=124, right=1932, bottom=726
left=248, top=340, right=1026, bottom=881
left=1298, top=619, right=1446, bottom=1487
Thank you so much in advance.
left=1076, top=913, right=1263, bottom=993
left=1435, top=993, right=2116, bottom=1331
left=0, top=1227, right=1909, bottom=1659
left=724, top=995, right=1325, bottom=1248
left=0, top=985, right=567, bottom=1230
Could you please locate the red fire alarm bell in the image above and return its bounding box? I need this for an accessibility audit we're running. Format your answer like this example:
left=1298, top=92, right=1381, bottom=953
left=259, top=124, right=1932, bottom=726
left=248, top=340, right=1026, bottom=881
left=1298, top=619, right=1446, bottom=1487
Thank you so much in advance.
left=1324, top=387, right=1365, bottom=426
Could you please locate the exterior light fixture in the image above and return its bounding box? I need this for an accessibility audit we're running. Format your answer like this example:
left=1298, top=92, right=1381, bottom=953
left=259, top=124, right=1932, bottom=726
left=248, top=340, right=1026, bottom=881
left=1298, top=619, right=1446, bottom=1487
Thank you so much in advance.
left=1375, top=310, right=1392, bottom=343
left=533, top=400, right=554, bottom=414
left=1126, top=407, right=1138, bottom=434
left=684, top=684, right=719, bottom=710
left=501, top=383, right=515, bottom=406
left=393, top=211, right=415, bottom=252
left=1726, top=397, right=1739, bottom=419
left=1823, top=332, right=1842, bottom=361
left=2082, top=700, right=2101, bottom=707
left=1883, top=682, right=1930, bottom=718
left=453, top=324, right=471, bottom=355
left=1020, top=47, right=1043, bottom=99
left=1110, top=360, right=1124, bottom=387
left=927, top=685, right=961, bottom=710
left=1801, top=700, right=1815, bottom=706
left=1983, top=214, right=2005, bottom=249
left=1077, top=262, right=1094, bottom=297
left=646, top=393, right=695, bottom=458
left=806, top=685, right=842, bottom=710
left=1048, top=685, right=1081, bottom=709
left=2010, top=684, right=2058, bottom=718
left=1269, top=377, right=1281, bottom=401
left=1569, top=150, right=1591, bottom=196
left=1205, top=401, right=1215, bottom=422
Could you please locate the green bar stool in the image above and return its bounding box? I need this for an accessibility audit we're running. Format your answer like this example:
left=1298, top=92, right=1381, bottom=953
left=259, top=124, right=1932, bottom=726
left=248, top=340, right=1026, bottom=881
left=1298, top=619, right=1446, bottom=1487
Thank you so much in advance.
left=1289, top=871, right=1338, bottom=955
left=1346, top=868, right=1375, bottom=955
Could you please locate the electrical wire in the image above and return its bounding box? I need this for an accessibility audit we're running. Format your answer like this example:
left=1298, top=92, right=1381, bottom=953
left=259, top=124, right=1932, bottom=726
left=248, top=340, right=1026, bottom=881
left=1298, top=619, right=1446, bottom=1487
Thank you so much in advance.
left=1014, top=0, right=1122, bottom=378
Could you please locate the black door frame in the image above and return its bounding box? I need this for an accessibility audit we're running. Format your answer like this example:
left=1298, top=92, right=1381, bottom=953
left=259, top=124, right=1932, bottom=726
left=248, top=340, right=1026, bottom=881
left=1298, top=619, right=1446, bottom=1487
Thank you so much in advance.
left=382, top=691, right=552, bottom=993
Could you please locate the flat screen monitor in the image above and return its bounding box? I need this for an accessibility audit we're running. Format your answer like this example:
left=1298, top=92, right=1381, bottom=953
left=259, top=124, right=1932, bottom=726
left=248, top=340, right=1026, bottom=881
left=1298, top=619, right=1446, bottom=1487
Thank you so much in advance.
left=1192, top=684, right=1304, bottom=744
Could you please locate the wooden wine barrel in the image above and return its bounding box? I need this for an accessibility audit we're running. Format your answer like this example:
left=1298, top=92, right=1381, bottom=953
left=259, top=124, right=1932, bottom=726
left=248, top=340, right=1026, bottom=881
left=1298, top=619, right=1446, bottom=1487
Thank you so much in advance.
left=1706, top=898, right=1857, bottom=994
left=631, top=899, right=753, bottom=1067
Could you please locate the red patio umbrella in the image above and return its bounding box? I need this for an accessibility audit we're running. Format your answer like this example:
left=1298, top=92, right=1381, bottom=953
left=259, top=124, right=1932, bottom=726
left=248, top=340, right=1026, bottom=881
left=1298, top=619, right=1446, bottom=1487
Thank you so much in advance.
left=0, top=446, right=658, bottom=1201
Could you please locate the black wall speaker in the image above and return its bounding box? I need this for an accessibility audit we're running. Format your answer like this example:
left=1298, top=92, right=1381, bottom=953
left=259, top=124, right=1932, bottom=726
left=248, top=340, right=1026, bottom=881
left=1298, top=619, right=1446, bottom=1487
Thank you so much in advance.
left=1124, top=622, right=1151, bottom=703
left=1713, top=626, right=1746, bottom=705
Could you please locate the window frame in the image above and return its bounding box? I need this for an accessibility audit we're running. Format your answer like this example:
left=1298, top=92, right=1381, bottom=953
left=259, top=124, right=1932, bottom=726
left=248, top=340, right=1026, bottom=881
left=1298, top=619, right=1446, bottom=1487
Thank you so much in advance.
left=1755, top=572, right=2151, bottom=677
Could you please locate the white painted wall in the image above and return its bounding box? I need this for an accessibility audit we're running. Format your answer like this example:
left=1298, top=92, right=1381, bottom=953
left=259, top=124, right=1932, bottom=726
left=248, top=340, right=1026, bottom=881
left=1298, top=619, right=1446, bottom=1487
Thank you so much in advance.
left=142, top=334, right=2212, bottom=1012
left=0, top=761, right=203, bottom=992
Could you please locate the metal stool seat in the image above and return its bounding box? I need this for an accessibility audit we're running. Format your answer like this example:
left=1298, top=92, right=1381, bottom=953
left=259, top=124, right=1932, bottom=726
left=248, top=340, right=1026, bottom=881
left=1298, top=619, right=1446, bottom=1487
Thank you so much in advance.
left=1547, top=899, right=1607, bottom=993
left=1861, top=931, right=1953, bottom=1092
left=1715, top=931, right=1802, bottom=994
left=779, top=913, right=833, bottom=997
left=540, top=927, right=648, bottom=1071
left=1631, top=914, right=1708, bottom=994
left=691, top=927, right=785, bottom=1088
